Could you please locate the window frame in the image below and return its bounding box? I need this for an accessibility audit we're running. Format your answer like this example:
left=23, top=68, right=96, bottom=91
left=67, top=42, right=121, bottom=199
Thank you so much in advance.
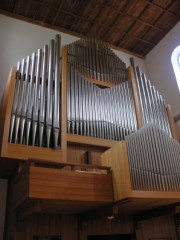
left=171, top=45, right=180, bottom=91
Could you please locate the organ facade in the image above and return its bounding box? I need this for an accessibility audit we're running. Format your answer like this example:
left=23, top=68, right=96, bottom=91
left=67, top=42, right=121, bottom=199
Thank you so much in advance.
left=0, top=35, right=179, bottom=240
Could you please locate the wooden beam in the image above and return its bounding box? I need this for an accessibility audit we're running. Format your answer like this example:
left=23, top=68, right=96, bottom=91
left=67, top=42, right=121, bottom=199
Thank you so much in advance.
left=116, top=2, right=151, bottom=48
left=51, top=0, right=64, bottom=25
left=146, top=0, right=180, bottom=18
left=127, top=66, right=143, bottom=129
left=67, top=133, right=116, bottom=148
left=97, top=1, right=175, bottom=32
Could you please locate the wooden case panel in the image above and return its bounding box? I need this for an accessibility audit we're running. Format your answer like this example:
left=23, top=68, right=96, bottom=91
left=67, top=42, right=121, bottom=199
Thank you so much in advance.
left=29, top=166, right=114, bottom=203
left=98, top=141, right=132, bottom=201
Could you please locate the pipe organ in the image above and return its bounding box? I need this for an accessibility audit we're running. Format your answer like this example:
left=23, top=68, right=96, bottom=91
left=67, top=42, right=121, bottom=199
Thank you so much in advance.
left=7, top=34, right=172, bottom=148
left=1, top=34, right=180, bottom=240
left=0, top=33, right=179, bottom=175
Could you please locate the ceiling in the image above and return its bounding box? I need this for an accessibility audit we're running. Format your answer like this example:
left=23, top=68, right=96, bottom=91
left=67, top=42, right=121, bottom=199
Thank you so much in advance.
left=0, top=0, right=179, bottom=57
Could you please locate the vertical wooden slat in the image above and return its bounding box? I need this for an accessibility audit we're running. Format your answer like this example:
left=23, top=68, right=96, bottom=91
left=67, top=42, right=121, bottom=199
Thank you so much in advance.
left=61, top=46, right=68, bottom=161
left=99, top=141, right=132, bottom=201
left=166, top=104, right=178, bottom=141
left=127, top=66, right=143, bottom=129
left=0, top=67, right=17, bottom=157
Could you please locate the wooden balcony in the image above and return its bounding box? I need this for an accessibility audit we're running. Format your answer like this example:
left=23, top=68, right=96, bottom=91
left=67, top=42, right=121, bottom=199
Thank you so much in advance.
left=13, top=159, right=114, bottom=220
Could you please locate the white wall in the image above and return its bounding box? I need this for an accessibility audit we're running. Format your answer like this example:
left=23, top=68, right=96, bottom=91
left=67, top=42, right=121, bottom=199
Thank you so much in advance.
left=113, top=49, right=147, bottom=75
left=145, top=21, right=180, bottom=117
left=0, top=179, right=7, bottom=240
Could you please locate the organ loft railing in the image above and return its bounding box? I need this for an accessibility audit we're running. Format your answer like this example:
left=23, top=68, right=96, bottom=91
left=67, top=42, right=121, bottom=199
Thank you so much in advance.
left=0, top=34, right=179, bottom=198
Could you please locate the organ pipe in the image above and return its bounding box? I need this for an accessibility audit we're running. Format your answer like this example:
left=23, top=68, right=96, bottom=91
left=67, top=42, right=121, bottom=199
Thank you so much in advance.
left=9, top=35, right=61, bottom=148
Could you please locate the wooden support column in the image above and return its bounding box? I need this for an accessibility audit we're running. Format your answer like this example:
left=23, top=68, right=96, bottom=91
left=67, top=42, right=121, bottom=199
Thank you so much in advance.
left=0, top=67, right=16, bottom=156
left=127, top=66, right=143, bottom=129
left=166, top=104, right=178, bottom=141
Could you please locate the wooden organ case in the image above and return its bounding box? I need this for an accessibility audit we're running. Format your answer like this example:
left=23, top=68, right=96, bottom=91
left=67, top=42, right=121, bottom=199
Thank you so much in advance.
left=0, top=35, right=179, bottom=240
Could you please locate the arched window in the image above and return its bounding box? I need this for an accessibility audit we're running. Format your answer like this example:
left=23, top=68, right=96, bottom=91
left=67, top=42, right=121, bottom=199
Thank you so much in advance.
left=171, top=45, right=180, bottom=91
